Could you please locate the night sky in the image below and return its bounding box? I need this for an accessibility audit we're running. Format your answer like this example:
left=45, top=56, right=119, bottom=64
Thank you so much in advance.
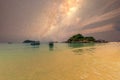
left=0, top=0, right=120, bottom=42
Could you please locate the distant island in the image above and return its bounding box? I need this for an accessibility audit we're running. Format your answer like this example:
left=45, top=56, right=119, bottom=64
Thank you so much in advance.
left=23, top=40, right=40, bottom=45
left=66, top=34, right=108, bottom=43
left=23, top=40, right=35, bottom=43
left=23, top=34, right=108, bottom=44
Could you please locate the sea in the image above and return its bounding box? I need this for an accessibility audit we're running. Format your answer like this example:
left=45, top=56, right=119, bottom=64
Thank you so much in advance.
left=0, top=42, right=120, bottom=80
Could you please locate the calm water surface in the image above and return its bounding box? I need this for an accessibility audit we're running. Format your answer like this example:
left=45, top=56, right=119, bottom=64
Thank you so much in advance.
left=0, top=42, right=120, bottom=80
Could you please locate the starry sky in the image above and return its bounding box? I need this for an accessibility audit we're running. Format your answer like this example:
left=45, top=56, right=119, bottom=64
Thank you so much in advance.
left=0, top=0, right=120, bottom=42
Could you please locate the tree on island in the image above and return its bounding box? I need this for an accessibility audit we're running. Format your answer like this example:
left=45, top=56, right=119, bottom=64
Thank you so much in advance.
left=84, top=37, right=95, bottom=42
left=67, top=34, right=84, bottom=42
left=67, top=34, right=96, bottom=43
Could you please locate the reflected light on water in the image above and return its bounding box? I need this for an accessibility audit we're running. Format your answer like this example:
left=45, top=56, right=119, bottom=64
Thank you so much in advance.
left=0, top=42, right=120, bottom=80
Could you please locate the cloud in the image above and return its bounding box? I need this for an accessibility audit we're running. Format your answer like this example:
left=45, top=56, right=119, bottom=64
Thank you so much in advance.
left=114, top=21, right=120, bottom=31
left=79, top=8, right=120, bottom=28
left=81, top=24, right=115, bottom=34
left=0, top=0, right=120, bottom=42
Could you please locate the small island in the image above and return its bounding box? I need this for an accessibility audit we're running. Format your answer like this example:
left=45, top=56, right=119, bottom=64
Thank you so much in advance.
left=66, top=34, right=108, bottom=43
left=23, top=40, right=40, bottom=45
left=23, top=40, right=35, bottom=43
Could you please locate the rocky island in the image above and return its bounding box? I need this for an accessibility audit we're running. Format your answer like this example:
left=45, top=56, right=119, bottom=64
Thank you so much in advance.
left=66, top=34, right=108, bottom=43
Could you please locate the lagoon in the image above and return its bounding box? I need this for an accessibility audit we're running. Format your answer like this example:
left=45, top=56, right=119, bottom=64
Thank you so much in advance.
left=0, top=42, right=120, bottom=80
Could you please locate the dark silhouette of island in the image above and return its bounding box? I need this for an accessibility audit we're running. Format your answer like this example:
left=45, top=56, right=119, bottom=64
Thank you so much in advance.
left=23, top=40, right=40, bottom=46
left=23, top=40, right=35, bottom=43
left=66, top=34, right=108, bottom=43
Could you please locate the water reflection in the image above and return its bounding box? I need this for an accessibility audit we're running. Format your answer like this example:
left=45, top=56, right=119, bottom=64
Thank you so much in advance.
left=73, top=49, right=84, bottom=55
left=73, top=48, right=96, bottom=55
left=68, top=43, right=96, bottom=55
left=31, top=45, right=40, bottom=48
left=68, top=43, right=95, bottom=48
left=0, top=43, right=120, bottom=80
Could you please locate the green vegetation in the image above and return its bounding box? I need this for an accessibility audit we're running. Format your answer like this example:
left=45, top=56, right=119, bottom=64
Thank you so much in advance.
left=84, top=37, right=95, bottom=42
left=67, top=34, right=95, bottom=43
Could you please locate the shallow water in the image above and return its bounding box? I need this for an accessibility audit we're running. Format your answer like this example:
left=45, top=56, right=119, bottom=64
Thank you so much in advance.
left=0, top=42, right=120, bottom=80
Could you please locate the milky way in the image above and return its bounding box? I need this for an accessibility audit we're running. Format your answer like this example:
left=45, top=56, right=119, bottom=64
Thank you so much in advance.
left=42, top=0, right=120, bottom=41
left=0, top=0, right=120, bottom=42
